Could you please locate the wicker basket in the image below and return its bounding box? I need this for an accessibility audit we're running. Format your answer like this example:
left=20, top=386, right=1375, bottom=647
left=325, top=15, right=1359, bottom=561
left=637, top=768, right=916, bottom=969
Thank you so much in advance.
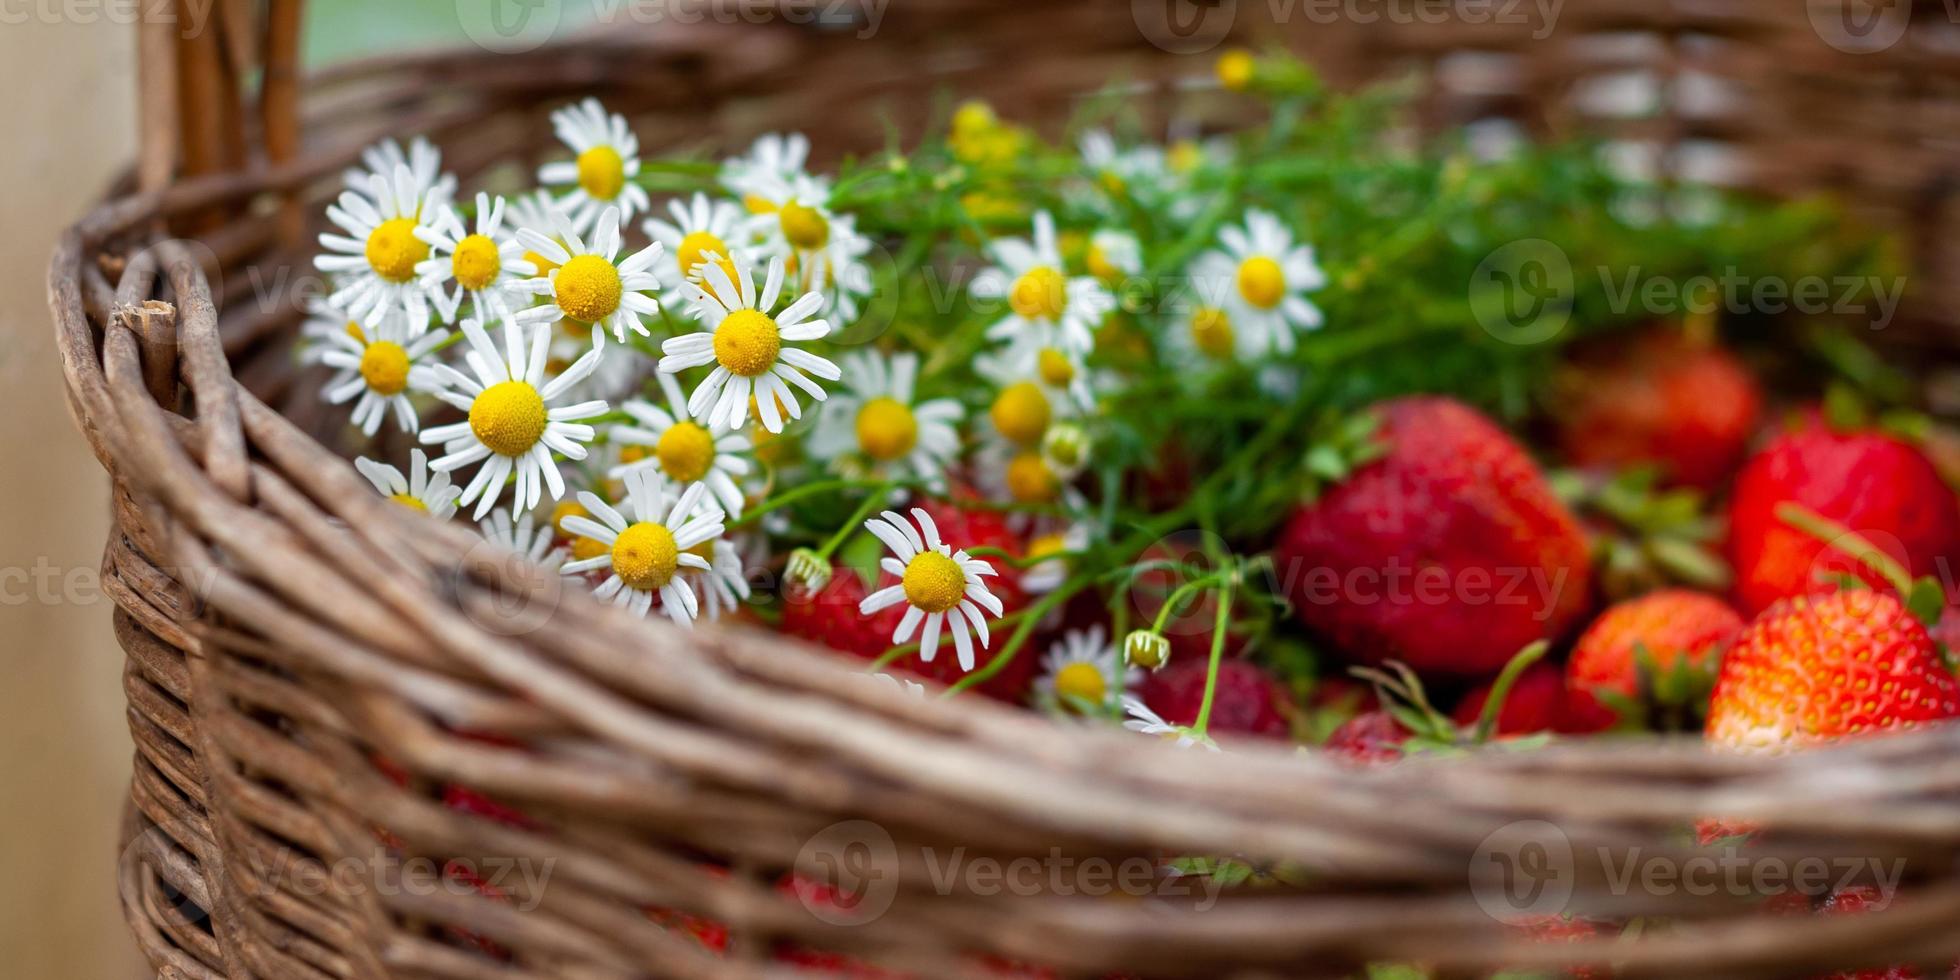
left=49, top=2, right=1960, bottom=977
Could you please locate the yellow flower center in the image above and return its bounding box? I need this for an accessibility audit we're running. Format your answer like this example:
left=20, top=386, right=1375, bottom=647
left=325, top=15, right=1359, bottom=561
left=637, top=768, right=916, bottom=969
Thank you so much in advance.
left=611, top=521, right=679, bottom=591
left=553, top=254, right=624, bottom=324
left=576, top=145, right=626, bottom=201
left=855, top=397, right=918, bottom=461
left=1028, top=532, right=1068, bottom=561
left=1216, top=49, right=1256, bottom=91
left=619, top=444, right=651, bottom=465
left=901, top=551, right=967, bottom=614
left=468, top=380, right=548, bottom=457
left=1087, top=244, right=1121, bottom=283
left=990, top=382, right=1051, bottom=447
left=389, top=493, right=427, bottom=512
left=365, top=217, right=429, bottom=283
left=551, top=499, right=588, bottom=535
left=743, top=194, right=778, bottom=215
left=676, top=231, right=733, bottom=282
left=344, top=320, right=367, bottom=343
left=1009, top=265, right=1068, bottom=321
left=451, top=234, right=503, bottom=291
left=1036, top=349, right=1076, bottom=388
left=952, top=100, right=998, bottom=138
left=1168, top=139, right=1202, bottom=175
left=358, top=340, right=411, bottom=396
left=524, top=237, right=564, bottom=277
left=713, top=309, right=781, bottom=377
left=1011, top=448, right=1058, bottom=501
left=1006, top=451, right=1059, bottom=503
left=778, top=201, right=830, bottom=250
left=655, top=421, right=717, bottom=483
left=1190, top=306, right=1236, bottom=359
left=1236, top=255, right=1286, bottom=310
left=1098, top=171, right=1127, bottom=197
left=1054, top=661, right=1106, bottom=706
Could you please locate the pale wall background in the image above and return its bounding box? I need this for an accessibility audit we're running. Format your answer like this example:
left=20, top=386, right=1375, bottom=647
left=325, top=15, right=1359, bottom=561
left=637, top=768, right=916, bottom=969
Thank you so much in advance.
left=0, top=7, right=522, bottom=976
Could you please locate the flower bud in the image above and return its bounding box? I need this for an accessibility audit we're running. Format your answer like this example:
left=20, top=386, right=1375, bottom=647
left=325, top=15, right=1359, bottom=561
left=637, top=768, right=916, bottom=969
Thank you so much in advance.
left=1041, top=422, right=1092, bottom=479
left=1124, top=629, right=1171, bottom=670
left=784, top=548, right=832, bottom=599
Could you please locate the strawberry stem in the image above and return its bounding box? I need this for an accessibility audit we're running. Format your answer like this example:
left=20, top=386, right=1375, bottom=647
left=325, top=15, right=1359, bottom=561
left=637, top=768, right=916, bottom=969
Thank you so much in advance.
left=1774, top=502, right=1915, bottom=597
left=1472, top=641, right=1549, bottom=745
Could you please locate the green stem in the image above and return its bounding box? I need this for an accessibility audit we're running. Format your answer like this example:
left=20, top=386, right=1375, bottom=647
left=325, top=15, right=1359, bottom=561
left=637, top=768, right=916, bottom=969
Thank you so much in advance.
left=1190, top=580, right=1236, bottom=737
left=943, top=577, right=1092, bottom=695
left=1149, top=572, right=1230, bottom=634
left=1471, top=641, right=1549, bottom=745
left=815, top=483, right=894, bottom=562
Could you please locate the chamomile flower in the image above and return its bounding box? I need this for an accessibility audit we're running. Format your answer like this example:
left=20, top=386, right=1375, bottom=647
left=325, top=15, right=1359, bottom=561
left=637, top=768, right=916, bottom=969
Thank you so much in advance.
left=642, top=192, right=752, bottom=310
left=416, top=192, right=538, bottom=324
left=537, top=98, right=650, bottom=235
left=1121, top=696, right=1218, bottom=750
left=743, top=174, right=873, bottom=319
left=298, top=299, right=367, bottom=364
left=558, top=470, right=725, bottom=624
left=420, top=317, right=610, bottom=519
left=316, top=164, right=450, bottom=329
left=1021, top=521, right=1090, bottom=594
left=974, top=437, right=1080, bottom=512
left=316, top=311, right=447, bottom=435
left=356, top=449, right=460, bottom=519
left=658, top=255, right=839, bottom=433
left=977, top=338, right=1096, bottom=415
left=807, top=351, right=962, bottom=487
left=1086, top=229, right=1143, bottom=286
left=512, top=205, right=663, bottom=344
left=1166, top=303, right=1252, bottom=366
left=1078, top=130, right=1167, bottom=200
left=610, top=373, right=753, bottom=517
left=858, top=508, right=1004, bottom=672
left=682, top=536, right=751, bottom=622
left=479, top=508, right=565, bottom=573
left=1036, top=627, right=1137, bottom=715
left=1190, top=209, right=1326, bottom=356
left=720, top=132, right=814, bottom=213
left=344, top=136, right=454, bottom=203
left=973, top=211, right=1114, bottom=357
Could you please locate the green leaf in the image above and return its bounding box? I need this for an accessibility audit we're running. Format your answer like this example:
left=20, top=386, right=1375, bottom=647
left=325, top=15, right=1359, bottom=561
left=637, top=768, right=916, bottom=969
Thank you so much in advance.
left=1906, top=577, right=1946, bottom=628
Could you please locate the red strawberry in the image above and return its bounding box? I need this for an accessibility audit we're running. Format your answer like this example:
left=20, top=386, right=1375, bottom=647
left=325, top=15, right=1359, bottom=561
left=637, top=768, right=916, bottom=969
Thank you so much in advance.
left=1452, top=662, right=1570, bottom=736
left=1728, top=419, right=1960, bottom=617
left=780, top=561, right=1036, bottom=701
left=1139, top=658, right=1290, bottom=739
left=1323, top=710, right=1409, bottom=766
left=1556, top=330, right=1762, bottom=489
left=1706, top=589, right=1960, bottom=752
left=1564, top=589, right=1744, bottom=732
left=1273, top=396, right=1593, bottom=678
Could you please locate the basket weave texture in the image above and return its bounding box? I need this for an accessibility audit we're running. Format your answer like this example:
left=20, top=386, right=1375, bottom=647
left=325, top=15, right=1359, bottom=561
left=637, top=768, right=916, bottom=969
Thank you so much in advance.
left=49, top=2, right=1960, bottom=977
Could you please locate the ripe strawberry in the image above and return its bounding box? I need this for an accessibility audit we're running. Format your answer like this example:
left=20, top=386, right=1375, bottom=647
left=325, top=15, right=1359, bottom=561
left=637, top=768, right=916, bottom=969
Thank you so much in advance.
left=1813, top=887, right=1958, bottom=980
left=780, top=561, right=1036, bottom=702
left=1139, top=658, right=1290, bottom=739
left=1705, top=589, right=1960, bottom=753
left=1556, top=329, right=1762, bottom=489
left=1323, top=710, right=1409, bottom=766
left=1452, top=662, right=1570, bottom=736
left=1728, top=419, right=1960, bottom=616
left=1273, top=396, right=1593, bottom=678
left=1564, top=589, right=1744, bottom=732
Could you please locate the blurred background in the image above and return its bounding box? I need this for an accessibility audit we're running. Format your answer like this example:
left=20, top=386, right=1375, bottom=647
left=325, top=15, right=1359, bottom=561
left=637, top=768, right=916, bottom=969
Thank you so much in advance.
left=0, top=6, right=577, bottom=976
